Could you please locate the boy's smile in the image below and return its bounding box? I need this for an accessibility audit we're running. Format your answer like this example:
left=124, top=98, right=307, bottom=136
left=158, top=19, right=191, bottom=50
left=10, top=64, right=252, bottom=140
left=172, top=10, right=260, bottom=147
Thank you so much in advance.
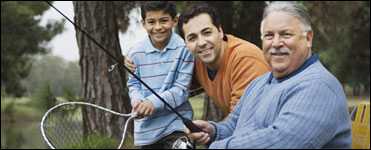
left=143, top=10, right=178, bottom=50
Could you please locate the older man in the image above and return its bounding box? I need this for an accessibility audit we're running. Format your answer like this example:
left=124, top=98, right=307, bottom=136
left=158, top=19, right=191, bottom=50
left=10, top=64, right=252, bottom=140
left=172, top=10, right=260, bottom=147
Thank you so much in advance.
left=187, top=2, right=352, bottom=149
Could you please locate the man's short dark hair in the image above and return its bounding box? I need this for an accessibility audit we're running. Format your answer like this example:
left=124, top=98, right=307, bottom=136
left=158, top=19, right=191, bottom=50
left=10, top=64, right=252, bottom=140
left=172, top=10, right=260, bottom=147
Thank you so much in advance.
left=178, top=3, right=227, bottom=41
left=140, top=1, right=177, bottom=20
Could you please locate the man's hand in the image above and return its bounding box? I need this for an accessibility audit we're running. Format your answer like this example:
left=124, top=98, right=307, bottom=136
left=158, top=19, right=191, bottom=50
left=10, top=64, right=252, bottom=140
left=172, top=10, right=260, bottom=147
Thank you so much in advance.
left=132, top=100, right=154, bottom=118
left=185, top=120, right=215, bottom=145
left=124, top=56, right=136, bottom=72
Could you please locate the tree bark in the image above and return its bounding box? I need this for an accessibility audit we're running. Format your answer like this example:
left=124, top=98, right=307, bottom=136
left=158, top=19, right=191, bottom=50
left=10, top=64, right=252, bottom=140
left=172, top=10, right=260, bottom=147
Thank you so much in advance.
left=73, top=1, right=132, bottom=139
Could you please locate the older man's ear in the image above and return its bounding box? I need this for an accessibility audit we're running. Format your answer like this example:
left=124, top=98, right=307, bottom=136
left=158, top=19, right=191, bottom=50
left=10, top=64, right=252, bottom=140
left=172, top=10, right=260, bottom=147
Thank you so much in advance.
left=305, top=31, right=314, bottom=49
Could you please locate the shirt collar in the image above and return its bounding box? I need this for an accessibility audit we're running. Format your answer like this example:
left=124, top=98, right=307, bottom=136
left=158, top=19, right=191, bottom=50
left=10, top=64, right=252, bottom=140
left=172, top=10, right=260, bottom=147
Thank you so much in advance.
left=269, top=53, right=319, bottom=83
left=143, top=32, right=182, bottom=53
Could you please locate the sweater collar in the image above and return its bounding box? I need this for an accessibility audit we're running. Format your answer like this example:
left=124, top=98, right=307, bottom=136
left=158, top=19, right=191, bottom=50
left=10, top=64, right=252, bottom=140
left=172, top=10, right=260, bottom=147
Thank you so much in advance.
left=269, top=53, right=319, bottom=84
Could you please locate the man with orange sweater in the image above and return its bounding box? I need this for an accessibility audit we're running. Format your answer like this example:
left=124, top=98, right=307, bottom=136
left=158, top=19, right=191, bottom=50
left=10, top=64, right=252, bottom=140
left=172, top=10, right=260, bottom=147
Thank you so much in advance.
left=177, top=3, right=270, bottom=117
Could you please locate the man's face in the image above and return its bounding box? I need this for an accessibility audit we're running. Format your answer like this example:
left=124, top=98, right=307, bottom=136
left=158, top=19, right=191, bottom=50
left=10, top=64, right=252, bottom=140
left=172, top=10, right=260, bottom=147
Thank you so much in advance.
left=261, top=12, right=313, bottom=78
left=182, top=13, right=224, bottom=67
left=143, top=10, right=177, bottom=48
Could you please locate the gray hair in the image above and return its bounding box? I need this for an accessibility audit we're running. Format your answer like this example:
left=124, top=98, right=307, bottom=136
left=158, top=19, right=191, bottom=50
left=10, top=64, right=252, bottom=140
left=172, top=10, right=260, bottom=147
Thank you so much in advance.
left=260, top=1, right=312, bottom=33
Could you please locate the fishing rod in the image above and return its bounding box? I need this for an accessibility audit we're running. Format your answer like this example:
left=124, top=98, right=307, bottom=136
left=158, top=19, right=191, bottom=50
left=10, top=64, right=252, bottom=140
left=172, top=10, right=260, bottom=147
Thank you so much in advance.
left=45, top=1, right=202, bottom=133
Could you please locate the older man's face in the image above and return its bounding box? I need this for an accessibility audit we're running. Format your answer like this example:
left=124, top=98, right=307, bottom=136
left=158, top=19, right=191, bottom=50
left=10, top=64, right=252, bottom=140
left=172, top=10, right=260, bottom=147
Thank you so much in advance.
left=261, top=12, right=313, bottom=78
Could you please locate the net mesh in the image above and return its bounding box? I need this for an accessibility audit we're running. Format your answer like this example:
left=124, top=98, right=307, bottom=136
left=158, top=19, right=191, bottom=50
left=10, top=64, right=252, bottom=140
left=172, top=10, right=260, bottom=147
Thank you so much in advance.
left=41, top=103, right=133, bottom=149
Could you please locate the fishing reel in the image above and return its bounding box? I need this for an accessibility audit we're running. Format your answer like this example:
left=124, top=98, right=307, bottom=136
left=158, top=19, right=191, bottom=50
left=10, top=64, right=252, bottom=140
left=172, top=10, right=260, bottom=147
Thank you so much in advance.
left=172, top=136, right=194, bottom=149
left=108, top=63, right=118, bottom=72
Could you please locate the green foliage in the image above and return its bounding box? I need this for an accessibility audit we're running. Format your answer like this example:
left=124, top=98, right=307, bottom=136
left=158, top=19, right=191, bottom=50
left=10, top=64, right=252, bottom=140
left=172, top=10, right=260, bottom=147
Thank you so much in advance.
left=22, top=55, right=81, bottom=98
left=1, top=97, right=41, bottom=118
left=1, top=1, right=65, bottom=97
left=3, top=99, right=16, bottom=123
left=228, top=1, right=265, bottom=47
left=62, top=86, right=76, bottom=102
left=31, top=81, right=56, bottom=111
left=62, top=61, right=81, bottom=98
left=305, top=1, right=369, bottom=95
left=66, top=134, right=117, bottom=149
left=1, top=86, right=6, bottom=97
left=189, top=95, right=204, bottom=120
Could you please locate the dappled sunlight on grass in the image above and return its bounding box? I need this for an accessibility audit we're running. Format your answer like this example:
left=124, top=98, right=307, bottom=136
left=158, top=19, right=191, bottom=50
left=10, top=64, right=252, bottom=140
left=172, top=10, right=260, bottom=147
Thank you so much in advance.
left=189, top=94, right=204, bottom=120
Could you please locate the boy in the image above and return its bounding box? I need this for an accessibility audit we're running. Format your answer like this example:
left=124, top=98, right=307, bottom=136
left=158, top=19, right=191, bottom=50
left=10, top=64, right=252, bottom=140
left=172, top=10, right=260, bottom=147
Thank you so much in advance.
left=127, top=1, right=194, bottom=149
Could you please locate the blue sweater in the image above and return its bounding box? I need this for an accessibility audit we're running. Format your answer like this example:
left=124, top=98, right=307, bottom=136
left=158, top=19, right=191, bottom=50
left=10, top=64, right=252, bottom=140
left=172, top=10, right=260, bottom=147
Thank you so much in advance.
left=209, top=55, right=351, bottom=148
left=127, top=33, right=194, bottom=146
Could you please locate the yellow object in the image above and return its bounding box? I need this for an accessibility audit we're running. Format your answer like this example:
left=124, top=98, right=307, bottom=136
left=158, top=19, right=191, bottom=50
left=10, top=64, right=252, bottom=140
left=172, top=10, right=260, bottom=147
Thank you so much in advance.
left=351, top=103, right=370, bottom=149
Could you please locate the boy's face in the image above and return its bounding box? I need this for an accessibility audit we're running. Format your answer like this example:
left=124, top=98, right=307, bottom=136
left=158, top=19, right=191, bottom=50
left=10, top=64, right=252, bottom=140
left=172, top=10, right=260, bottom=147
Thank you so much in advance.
left=142, top=10, right=178, bottom=48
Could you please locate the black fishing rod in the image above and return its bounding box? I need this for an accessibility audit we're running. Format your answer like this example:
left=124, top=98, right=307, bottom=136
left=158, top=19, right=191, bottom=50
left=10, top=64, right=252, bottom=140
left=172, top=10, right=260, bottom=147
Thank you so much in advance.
left=45, top=1, right=202, bottom=132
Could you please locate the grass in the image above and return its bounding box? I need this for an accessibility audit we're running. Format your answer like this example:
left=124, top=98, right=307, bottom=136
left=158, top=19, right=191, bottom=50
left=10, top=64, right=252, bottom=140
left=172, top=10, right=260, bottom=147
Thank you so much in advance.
left=188, top=94, right=207, bottom=149
left=1, top=96, right=47, bottom=149
left=64, top=133, right=121, bottom=149
left=1, top=97, right=43, bottom=122
left=189, top=94, right=204, bottom=120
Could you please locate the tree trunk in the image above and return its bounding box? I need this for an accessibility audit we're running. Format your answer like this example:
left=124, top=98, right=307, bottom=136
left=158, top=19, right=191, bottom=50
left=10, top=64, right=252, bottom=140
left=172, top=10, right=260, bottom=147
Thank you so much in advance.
left=73, top=1, right=132, bottom=140
left=202, top=94, right=225, bottom=122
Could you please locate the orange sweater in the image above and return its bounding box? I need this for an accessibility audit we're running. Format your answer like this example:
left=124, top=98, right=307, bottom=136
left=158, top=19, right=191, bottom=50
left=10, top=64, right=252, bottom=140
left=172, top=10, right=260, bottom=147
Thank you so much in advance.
left=195, top=34, right=270, bottom=117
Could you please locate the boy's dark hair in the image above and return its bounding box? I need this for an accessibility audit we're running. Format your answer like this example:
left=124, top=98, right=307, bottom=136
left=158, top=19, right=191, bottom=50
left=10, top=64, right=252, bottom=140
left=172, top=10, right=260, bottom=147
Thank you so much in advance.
left=141, top=1, right=177, bottom=20
left=178, top=3, right=227, bottom=41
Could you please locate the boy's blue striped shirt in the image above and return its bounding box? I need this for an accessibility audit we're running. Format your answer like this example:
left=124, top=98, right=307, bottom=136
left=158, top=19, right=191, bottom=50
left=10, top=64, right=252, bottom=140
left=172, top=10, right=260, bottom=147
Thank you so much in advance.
left=127, top=32, right=194, bottom=146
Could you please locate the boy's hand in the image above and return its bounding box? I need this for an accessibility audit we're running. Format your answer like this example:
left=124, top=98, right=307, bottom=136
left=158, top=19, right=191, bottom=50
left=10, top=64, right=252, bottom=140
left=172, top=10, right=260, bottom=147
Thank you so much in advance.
left=124, top=56, right=136, bottom=72
left=185, top=120, right=215, bottom=145
left=132, top=100, right=154, bottom=118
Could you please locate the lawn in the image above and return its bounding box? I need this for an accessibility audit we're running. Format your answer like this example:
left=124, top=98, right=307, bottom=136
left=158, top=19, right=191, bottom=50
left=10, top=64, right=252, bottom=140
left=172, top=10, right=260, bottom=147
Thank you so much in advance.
left=1, top=96, right=46, bottom=149
left=189, top=94, right=204, bottom=120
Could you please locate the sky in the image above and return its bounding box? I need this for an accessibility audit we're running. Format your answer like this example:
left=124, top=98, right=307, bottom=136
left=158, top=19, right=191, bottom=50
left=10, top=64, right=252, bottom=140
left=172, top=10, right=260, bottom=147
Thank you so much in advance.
left=40, top=1, right=146, bottom=61
left=40, top=1, right=78, bottom=61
